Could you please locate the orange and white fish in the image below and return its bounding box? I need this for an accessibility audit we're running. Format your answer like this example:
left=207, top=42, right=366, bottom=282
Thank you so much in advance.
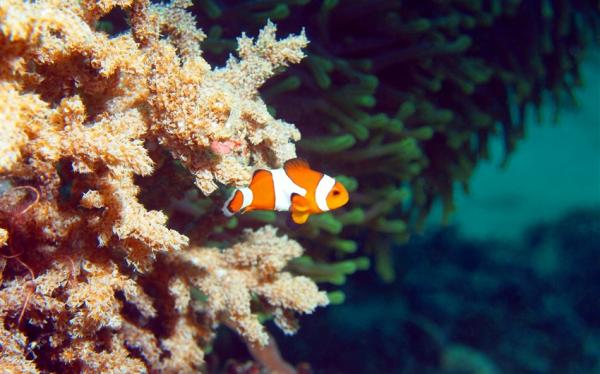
left=222, top=158, right=349, bottom=224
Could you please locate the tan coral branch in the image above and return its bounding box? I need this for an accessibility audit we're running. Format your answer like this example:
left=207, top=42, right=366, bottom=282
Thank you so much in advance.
left=0, top=0, right=316, bottom=371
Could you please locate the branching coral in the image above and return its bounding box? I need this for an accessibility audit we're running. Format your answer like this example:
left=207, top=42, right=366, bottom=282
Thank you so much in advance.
left=175, top=226, right=328, bottom=346
left=0, top=0, right=324, bottom=371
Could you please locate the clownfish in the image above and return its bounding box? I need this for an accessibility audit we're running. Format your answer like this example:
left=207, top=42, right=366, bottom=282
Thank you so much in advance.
left=222, top=158, right=349, bottom=224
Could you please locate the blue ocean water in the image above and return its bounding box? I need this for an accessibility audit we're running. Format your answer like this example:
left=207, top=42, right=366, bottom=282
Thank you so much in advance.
left=448, top=49, right=600, bottom=242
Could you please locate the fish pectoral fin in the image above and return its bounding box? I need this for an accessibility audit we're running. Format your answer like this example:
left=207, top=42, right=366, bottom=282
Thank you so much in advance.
left=290, top=194, right=310, bottom=224
left=291, top=211, right=310, bottom=224
left=291, top=193, right=309, bottom=212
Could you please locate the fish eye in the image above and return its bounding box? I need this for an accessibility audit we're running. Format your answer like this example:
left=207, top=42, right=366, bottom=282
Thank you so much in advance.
left=332, top=190, right=340, bottom=196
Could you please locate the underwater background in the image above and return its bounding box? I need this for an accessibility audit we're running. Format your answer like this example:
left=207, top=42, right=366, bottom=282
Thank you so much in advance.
left=209, top=48, right=600, bottom=373
left=199, top=2, right=600, bottom=373
left=1, top=0, right=598, bottom=372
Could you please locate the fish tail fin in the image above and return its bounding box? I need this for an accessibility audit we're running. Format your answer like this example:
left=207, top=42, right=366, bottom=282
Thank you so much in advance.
left=222, top=189, right=244, bottom=216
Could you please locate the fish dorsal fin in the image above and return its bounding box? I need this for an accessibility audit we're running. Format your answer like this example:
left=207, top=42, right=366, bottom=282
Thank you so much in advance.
left=226, top=190, right=243, bottom=214
left=291, top=211, right=310, bottom=224
left=284, top=158, right=311, bottom=174
left=284, top=158, right=315, bottom=187
left=291, top=193, right=309, bottom=212
left=252, top=169, right=270, bottom=179
left=249, top=169, right=271, bottom=189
